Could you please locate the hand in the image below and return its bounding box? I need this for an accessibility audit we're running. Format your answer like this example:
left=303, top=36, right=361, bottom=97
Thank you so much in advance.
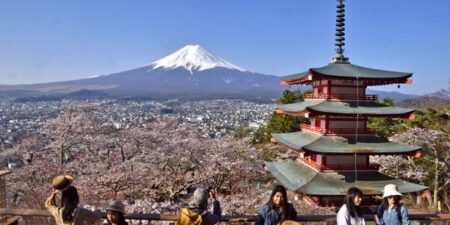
left=209, top=189, right=217, bottom=201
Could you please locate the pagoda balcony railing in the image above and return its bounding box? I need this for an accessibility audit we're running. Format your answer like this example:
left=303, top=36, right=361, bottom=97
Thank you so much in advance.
left=297, top=157, right=379, bottom=171
left=304, top=93, right=377, bottom=101
left=327, top=127, right=375, bottom=135
left=297, top=157, right=326, bottom=170
left=1, top=208, right=449, bottom=224
left=301, top=124, right=325, bottom=134
left=301, top=124, right=375, bottom=135
left=325, top=163, right=380, bottom=171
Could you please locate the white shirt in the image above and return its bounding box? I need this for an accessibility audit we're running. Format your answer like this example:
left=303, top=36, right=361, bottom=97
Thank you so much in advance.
left=337, top=204, right=365, bottom=225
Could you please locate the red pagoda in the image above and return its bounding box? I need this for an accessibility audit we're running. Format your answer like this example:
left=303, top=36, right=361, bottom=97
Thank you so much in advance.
left=267, top=0, right=427, bottom=206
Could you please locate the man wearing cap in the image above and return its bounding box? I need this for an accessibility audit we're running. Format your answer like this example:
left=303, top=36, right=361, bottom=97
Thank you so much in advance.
left=45, top=175, right=102, bottom=225
left=375, top=184, right=410, bottom=225
left=176, top=187, right=221, bottom=225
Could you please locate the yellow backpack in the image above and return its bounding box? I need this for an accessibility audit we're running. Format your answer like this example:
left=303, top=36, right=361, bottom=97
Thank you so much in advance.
left=175, top=208, right=205, bottom=225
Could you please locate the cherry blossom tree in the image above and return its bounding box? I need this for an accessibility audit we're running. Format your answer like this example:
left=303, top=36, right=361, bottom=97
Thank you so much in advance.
left=372, top=127, right=449, bottom=211
left=3, top=105, right=330, bottom=222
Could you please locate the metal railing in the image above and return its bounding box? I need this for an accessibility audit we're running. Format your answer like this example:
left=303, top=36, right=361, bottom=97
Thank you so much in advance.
left=1, top=208, right=449, bottom=224
left=301, top=124, right=375, bottom=135
left=304, top=93, right=376, bottom=101
left=296, top=157, right=379, bottom=172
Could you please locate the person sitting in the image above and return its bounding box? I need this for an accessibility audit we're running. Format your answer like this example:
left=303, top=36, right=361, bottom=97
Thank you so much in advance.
left=255, top=185, right=298, bottom=225
left=175, top=187, right=221, bottom=225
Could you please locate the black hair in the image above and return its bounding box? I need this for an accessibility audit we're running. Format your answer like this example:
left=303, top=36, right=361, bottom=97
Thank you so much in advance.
left=106, top=211, right=129, bottom=225
left=61, top=186, right=79, bottom=222
left=344, top=187, right=363, bottom=218
left=266, top=185, right=290, bottom=221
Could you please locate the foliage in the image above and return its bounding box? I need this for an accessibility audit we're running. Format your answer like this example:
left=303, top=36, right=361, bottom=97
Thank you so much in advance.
left=233, top=127, right=252, bottom=139
left=2, top=104, right=274, bottom=217
left=253, top=90, right=309, bottom=144
left=368, top=101, right=449, bottom=137
left=279, top=89, right=305, bottom=104
left=368, top=99, right=449, bottom=211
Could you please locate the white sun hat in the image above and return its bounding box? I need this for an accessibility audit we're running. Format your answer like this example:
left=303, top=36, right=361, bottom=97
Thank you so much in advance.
left=382, top=184, right=403, bottom=198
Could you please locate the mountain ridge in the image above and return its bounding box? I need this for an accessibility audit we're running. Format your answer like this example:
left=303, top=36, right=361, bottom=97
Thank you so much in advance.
left=0, top=44, right=427, bottom=102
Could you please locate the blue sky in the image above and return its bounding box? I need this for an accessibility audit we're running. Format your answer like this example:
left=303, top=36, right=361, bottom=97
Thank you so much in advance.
left=1, top=0, right=449, bottom=95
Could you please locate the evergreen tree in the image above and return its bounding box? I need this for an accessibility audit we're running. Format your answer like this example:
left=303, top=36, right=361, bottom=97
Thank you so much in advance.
left=253, top=89, right=309, bottom=144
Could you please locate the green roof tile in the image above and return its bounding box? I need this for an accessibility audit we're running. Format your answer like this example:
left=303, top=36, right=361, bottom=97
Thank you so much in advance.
left=282, top=63, right=412, bottom=82
left=277, top=100, right=414, bottom=116
left=277, top=100, right=324, bottom=113
left=307, top=101, right=415, bottom=116
left=272, top=131, right=421, bottom=154
left=266, top=160, right=427, bottom=195
left=271, top=132, right=321, bottom=150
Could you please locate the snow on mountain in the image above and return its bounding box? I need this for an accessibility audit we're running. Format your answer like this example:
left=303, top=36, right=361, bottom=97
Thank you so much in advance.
left=150, top=45, right=247, bottom=73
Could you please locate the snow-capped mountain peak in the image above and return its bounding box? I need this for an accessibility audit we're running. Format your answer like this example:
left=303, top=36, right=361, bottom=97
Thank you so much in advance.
left=150, top=44, right=247, bottom=73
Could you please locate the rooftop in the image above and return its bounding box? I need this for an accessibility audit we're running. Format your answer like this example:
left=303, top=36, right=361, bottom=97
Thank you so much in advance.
left=271, top=131, right=421, bottom=154
left=265, top=160, right=427, bottom=195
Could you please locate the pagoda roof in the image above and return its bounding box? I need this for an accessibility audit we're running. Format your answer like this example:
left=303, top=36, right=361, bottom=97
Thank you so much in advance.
left=283, top=63, right=412, bottom=83
left=271, top=131, right=421, bottom=154
left=277, top=100, right=325, bottom=114
left=277, top=100, right=414, bottom=116
left=265, top=160, right=427, bottom=195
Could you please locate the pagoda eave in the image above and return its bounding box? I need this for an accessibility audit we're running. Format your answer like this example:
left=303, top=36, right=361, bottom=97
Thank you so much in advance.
left=271, top=131, right=422, bottom=154
left=265, top=160, right=428, bottom=196
left=281, top=63, right=413, bottom=86
left=306, top=109, right=415, bottom=118
left=277, top=100, right=415, bottom=117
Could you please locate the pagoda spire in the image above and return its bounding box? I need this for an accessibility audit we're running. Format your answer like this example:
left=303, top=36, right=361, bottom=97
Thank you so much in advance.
left=332, top=0, right=350, bottom=64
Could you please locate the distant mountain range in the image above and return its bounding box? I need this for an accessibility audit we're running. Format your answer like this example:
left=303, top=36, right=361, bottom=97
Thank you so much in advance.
left=0, top=44, right=446, bottom=104
left=0, top=45, right=285, bottom=101
left=397, top=96, right=450, bottom=109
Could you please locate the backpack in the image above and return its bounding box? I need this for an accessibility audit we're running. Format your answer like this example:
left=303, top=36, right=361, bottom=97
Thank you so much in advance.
left=175, top=208, right=207, bottom=225
left=376, top=204, right=402, bottom=223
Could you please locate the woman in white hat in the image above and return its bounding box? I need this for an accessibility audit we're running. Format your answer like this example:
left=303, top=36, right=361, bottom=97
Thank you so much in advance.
left=105, top=200, right=128, bottom=225
left=375, top=184, right=410, bottom=225
left=45, top=175, right=102, bottom=225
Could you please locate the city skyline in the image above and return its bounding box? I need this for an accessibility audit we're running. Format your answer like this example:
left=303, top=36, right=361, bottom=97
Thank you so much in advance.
left=1, top=0, right=449, bottom=95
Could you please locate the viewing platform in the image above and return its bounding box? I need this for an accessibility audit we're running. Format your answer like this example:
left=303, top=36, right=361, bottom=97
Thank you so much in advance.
left=1, top=208, right=449, bottom=225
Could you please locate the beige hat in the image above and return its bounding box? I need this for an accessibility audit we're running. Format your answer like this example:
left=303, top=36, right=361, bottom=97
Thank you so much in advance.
left=382, top=184, right=403, bottom=198
left=52, top=175, right=74, bottom=192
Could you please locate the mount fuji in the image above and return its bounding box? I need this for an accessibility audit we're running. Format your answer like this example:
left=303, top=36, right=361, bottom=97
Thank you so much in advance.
left=0, top=45, right=286, bottom=101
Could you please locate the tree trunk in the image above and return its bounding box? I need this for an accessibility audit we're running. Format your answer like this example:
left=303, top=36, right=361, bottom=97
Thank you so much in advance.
left=120, top=146, right=125, bottom=163
left=425, top=190, right=433, bottom=208
left=60, top=144, right=65, bottom=165
left=433, top=149, right=439, bottom=211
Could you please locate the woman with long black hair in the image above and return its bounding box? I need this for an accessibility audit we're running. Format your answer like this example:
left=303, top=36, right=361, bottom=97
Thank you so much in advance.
left=45, top=175, right=101, bottom=225
left=255, top=185, right=298, bottom=225
left=337, top=187, right=365, bottom=225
